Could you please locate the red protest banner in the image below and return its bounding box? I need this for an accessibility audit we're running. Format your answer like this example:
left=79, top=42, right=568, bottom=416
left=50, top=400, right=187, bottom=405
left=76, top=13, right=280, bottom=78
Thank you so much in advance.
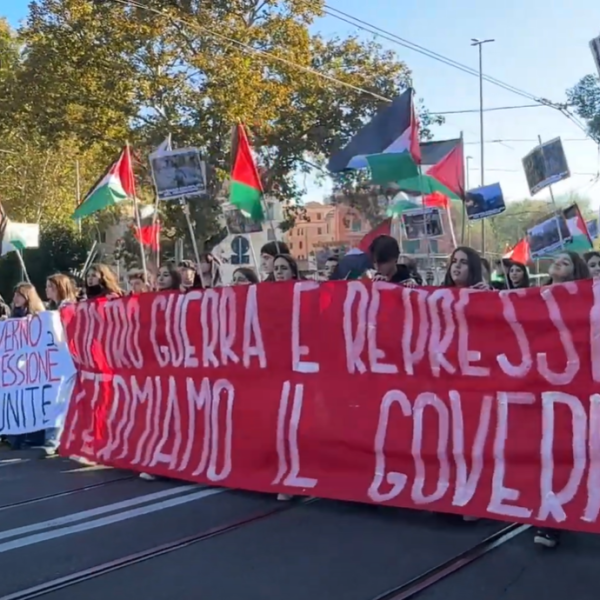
left=59, top=280, right=600, bottom=533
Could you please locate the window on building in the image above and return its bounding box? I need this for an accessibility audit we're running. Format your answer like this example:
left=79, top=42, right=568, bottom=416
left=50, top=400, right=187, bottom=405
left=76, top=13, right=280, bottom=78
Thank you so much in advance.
left=299, top=240, right=303, bottom=250
left=317, top=227, right=322, bottom=235
left=316, top=213, right=322, bottom=220
left=289, top=242, right=293, bottom=250
left=352, top=219, right=362, bottom=232
left=100, top=231, right=107, bottom=243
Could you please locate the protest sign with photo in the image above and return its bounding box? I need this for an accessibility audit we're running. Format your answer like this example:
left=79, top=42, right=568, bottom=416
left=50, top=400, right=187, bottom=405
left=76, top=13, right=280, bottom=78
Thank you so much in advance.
left=0, top=312, right=75, bottom=435
left=522, top=138, right=570, bottom=196
left=465, top=183, right=506, bottom=220
left=59, top=281, right=600, bottom=534
left=150, top=147, right=207, bottom=201
left=223, top=205, right=263, bottom=234
left=587, top=218, right=598, bottom=240
left=527, top=213, right=571, bottom=258
left=401, top=207, right=444, bottom=240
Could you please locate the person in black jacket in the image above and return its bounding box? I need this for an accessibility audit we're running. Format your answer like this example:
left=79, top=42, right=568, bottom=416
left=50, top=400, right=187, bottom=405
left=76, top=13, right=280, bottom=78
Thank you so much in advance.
left=369, top=235, right=418, bottom=286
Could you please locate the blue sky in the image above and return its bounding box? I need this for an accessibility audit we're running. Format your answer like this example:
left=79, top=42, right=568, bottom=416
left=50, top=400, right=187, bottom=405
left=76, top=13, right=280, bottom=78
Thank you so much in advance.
left=5, top=0, right=600, bottom=207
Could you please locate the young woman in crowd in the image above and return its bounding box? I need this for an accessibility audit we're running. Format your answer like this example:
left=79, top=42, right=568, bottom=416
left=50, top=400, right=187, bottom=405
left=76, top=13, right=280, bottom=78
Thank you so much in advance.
left=41, top=275, right=78, bottom=455
left=0, top=294, right=9, bottom=319
left=128, top=270, right=153, bottom=294
left=260, top=241, right=290, bottom=281
left=85, top=264, right=122, bottom=300
left=156, top=263, right=183, bottom=292
left=46, top=273, right=78, bottom=309
left=272, top=254, right=301, bottom=282
left=443, top=246, right=490, bottom=290
left=178, top=260, right=197, bottom=290
left=232, top=267, right=259, bottom=285
left=507, top=261, right=530, bottom=289
left=534, top=251, right=590, bottom=548
left=7, top=283, right=46, bottom=450
left=584, top=251, right=600, bottom=279
left=545, top=251, right=589, bottom=286
left=11, top=282, right=46, bottom=318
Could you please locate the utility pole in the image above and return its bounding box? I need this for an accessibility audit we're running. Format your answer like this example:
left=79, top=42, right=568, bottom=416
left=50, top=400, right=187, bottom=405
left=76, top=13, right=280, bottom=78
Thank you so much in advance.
left=471, top=38, right=495, bottom=255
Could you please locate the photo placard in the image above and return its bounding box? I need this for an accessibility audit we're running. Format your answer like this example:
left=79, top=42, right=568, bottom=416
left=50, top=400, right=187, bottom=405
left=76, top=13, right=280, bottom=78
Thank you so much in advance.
left=150, top=147, right=207, bottom=201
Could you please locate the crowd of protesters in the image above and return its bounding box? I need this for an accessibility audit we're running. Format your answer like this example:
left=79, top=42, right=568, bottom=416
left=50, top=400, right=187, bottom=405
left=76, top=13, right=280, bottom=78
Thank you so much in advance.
left=1, top=236, right=598, bottom=549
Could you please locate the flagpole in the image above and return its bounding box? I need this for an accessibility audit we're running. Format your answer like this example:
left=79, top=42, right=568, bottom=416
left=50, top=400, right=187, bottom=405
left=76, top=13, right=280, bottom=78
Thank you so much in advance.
left=537, top=134, right=565, bottom=249
left=127, top=143, right=150, bottom=284
left=151, top=133, right=171, bottom=269
left=75, top=160, right=82, bottom=235
left=179, top=197, right=204, bottom=287
left=16, top=250, right=30, bottom=283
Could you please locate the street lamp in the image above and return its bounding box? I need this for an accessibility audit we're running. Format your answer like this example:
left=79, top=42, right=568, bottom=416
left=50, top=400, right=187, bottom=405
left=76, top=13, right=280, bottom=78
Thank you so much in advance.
left=471, top=38, right=495, bottom=256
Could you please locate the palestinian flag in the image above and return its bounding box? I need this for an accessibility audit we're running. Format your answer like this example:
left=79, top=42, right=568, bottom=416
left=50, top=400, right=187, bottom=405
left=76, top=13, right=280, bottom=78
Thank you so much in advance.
left=1, top=221, right=39, bottom=256
left=327, top=88, right=421, bottom=174
left=563, top=203, right=593, bottom=253
left=132, top=205, right=160, bottom=250
left=73, top=146, right=136, bottom=220
left=420, top=138, right=465, bottom=199
left=230, top=124, right=264, bottom=221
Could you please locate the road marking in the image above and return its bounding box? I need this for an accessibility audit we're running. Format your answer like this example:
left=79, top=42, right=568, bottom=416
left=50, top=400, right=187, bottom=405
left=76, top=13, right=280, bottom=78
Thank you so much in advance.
left=0, top=487, right=225, bottom=554
left=0, top=485, right=198, bottom=541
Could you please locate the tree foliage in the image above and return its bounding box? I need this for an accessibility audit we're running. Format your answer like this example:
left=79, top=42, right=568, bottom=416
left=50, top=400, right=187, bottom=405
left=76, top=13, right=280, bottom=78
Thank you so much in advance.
left=1, top=0, right=442, bottom=254
left=567, top=74, right=600, bottom=142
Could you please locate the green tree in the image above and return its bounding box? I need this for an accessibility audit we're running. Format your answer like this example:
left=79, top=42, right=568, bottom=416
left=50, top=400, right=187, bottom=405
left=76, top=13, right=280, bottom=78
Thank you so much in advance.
left=12, top=0, right=440, bottom=249
left=567, top=74, right=600, bottom=142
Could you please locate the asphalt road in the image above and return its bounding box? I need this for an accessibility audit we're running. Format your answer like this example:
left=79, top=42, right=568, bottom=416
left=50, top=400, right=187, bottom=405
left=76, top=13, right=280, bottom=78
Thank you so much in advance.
left=0, top=448, right=597, bottom=600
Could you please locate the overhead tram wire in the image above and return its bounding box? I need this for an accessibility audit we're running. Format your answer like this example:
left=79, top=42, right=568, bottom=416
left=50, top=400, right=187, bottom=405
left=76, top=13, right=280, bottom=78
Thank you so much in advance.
left=108, top=0, right=392, bottom=103
left=323, top=4, right=543, bottom=105
left=108, top=0, right=554, bottom=115
left=108, top=0, right=593, bottom=140
left=323, top=3, right=593, bottom=138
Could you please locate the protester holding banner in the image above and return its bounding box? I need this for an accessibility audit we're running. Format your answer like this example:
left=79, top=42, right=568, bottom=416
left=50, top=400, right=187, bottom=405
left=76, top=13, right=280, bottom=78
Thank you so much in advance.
left=6, top=283, right=47, bottom=450
left=232, top=267, right=260, bottom=285
left=157, top=263, right=182, bottom=291
left=369, top=236, right=417, bottom=286
left=45, top=273, right=78, bottom=309
left=507, top=262, right=530, bottom=289
left=442, top=246, right=487, bottom=289
left=10, top=283, right=45, bottom=318
left=533, top=251, right=590, bottom=548
left=260, top=241, right=290, bottom=281
left=84, top=263, right=123, bottom=300
left=583, top=251, right=600, bottom=279
left=273, top=254, right=301, bottom=282
left=545, top=251, right=589, bottom=285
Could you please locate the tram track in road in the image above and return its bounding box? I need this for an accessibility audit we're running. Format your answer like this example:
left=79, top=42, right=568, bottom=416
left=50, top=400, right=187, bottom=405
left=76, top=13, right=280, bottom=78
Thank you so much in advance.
left=0, top=496, right=318, bottom=600
left=368, top=522, right=530, bottom=600
left=0, top=475, right=137, bottom=512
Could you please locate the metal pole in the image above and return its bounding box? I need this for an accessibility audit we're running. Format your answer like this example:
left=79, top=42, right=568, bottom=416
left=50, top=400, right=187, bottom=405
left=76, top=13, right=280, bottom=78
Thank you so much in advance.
left=478, top=44, right=485, bottom=256
left=471, top=38, right=494, bottom=256
left=462, top=155, right=472, bottom=245
left=538, top=134, right=564, bottom=248
left=75, top=160, right=82, bottom=234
